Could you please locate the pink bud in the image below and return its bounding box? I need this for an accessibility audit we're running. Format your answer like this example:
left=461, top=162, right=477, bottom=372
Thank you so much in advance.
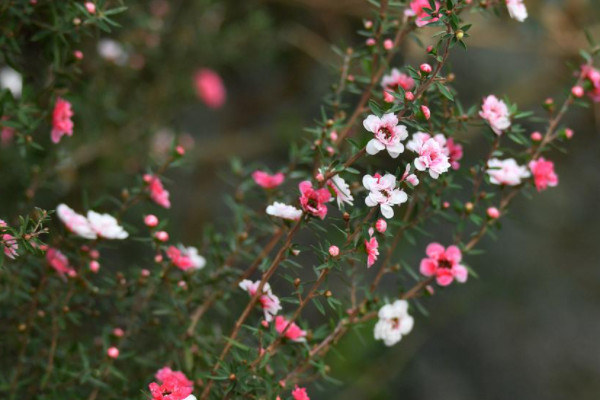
left=326, top=146, right=335, bottom=156
left=375, top=219, right=387, bottom=233
left=420, top=63, right=432, bottom=74
left=175, top=145, right=185, bottom=156
left=366, top=38, right=376, bottom=46
left=406, top=174, right=419, bottom=186
left=74, top=50, right=84, bottom=60
left=426, top=285, right=435, bottom=295
left=279, top=380, right=286, bottom=388
left=530, top=132, right=543, bottom=141
left=154, top=254, right=163, bottom=263
left=487, top=207, right=500, bottom=219
left=421, top=105, right=431, bottom=120
left=67, top=270, right=77, bottom=278
left=143, top=174, right=152, bottom=183
left=80, top=245, right=90, bottom=252
left=291, top=249, right=301, bottom=256
left=85, top=2, right=96, bottom=14
left=571, top=85, right=584, bottom=98
left=107, top=346, right=119, bottom=359
left=564, top=128, right=574, bottom=139
left=155, top=231, right=169, bottom=242
left=383, top=39, right=393, bottom=50
left=426, top=45, right=433, bottom=53
left=364, top=20, right=373, bottom=29
left=328, top=245, right=340, bottom=257
left=347, top=75, right=355, bottom=82
left=113, top=328, right=125, bottom=337
left=141, top=269, right=151, bottom=277
left=405, top=91, right=415, bottom=101
left=544, top=97, right=554, bottom=105
left=261, top=320, right=269, bottom=328
left=89, top=260, right=100, bottom=273
left=329, top=131, right=338, bottom=141
left=89, top=249, right=100, bottom=259
left=316, top=173, right=324, bottom=182
left=443, top=201, right=450, bottom=209
left=144, top=214, right=159, bottom=227
left=178, top=280, right=187, bottom=289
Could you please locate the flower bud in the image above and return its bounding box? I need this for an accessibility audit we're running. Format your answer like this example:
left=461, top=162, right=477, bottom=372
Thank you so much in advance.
left=564, top=128, right=574, bottom=139
left=343, top=212, right=350, bottom=221
left=364, top=20, right=373, bottom=29
left=85, top=2, right=96, bottom=14
left=324, top=290, right=332, bottom=298
left=329, top=131, right=338, bottom=141
left=406, top=174, right=419, bottom=186
left=405, top=91, right=415, bottom=101
left=316, top=173, right=324, bottom=182
left=420, top=63, right=432, bottom=74
left=107, top=347, right=119, bottom=359
left=113, top=328, right=125, bottom=337
left=443, top=201, right=450, bottom=209
left=455, top=30, right=464, bottom=40
left=487, top=207, right=500, bottom=219
left=383, top=39, right=393, bottom=50
left=571, top=85, right=584, bottom=98
left=328, top=245, right=340, bottom=257
left=464, top=202, right=474, bottom=213
left=155, top=231, right=169, bottom=242
left=294, top=277, right=301, bottom=287
left=74, top=50, right=84, bottom=60
left=366, top=38, right=376, bottom=46
left=420, top=105, right=431, bottom=120
left=175, top=145, right=185, bottom=156
left=89, top=261, right=100, bottom=273
left=530, top=131, right=542, bottom=141
left=375, top=219, right=387, bottom=233
left=144, top=214, right=159, bottom=227
left=141, top=269, right=150, bottom=277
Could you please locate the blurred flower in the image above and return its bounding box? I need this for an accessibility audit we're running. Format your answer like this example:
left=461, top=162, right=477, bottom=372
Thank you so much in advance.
left=51, top=97, right=74, bottom=144
left=87, top=211, right=129, bottom=239
left=97, top=39, right=128, bottom=65
left=446, top=138, right=463, bottom=170
left=506, top=0, right=527, bottom=22
left=487, top=158, right=530, bottom=186
left=85, top=2, right=96, bottom=14
left=381, top=68, right=414, bottom=102
left=479, top=95, right=510, bottom=135
left=194, top=69, right=226, bottom=109
left=275, top=315, right=306, bottom=342
left=420, top=242, right=468, bottom=286
left=149, top=367, right=193, bottom=400
left=291, top=386, right=310, bottom=400
left=374, top=300, right=414, bottom=346
left=0, top=220, right=18, bottom=259
left=365, top=235, right=379, bottom=268
left=328, top=175, right=353, bottom=208
left=239, top=279, right=282, bottom=322
left=46, top=247, right=74, bottom=275
left=107, top=346, right=119, bottom=358
left=328, top=245, right=339, bottom=257
left=299, top=181, right=330, bottom=219
left=144, top=174, right=171, bottom=209
left=252, top=170, right=284, bottom=189
left=405, top=0, right=439, bottom=27
left=529, top=157, right=558, bottom=192
left=166, top=245, right=206, bottom=271
left=266, top=202, right=302, bottom=220
left=363, top=113, right=408, bottom=158
left=363, top=173, right=407, bottom=219
left=0, top=67, right=22, bottom=97
left=1, top=116, right=14, bottom=146
left=57, top=204, right=97, bottom=239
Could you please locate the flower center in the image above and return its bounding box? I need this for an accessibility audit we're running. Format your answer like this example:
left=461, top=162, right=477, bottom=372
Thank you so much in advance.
left=438, top=258, right=452, bottom=269
left=391, top=317, right=400, bottom=330
left=379, top=126, right=393, bottom=140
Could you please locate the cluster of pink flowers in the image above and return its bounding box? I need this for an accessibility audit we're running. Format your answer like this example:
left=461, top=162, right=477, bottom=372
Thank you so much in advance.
left=51, top=97, right=74, bottom=144
left=0, top=220, right=18, bottom=259
left=479, top=95, right=511, bottom=135
left=166, top=245, right=206, bottom=271
left=419, top=243, right=468, bottom=286
left=144, top=174, right=171, bottom=209
left=239, top=279, right=282, bottom=322
left=149, top=367, right=194, bottom=400
left=252, top=170, right=285, bottom=189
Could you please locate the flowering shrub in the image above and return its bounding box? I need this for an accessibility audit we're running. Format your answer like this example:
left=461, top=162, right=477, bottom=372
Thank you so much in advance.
left=0, top=0, right=597, bottom=399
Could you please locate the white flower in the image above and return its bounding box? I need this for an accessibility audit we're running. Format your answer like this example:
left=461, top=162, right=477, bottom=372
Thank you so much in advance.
left=266, top=202, right=302, bottom=220
left=56, top=204, right=97, bottom=239
left=97, top=39, right=128, bottom=65
left=506, top=0, right=527, bottom=22
left=407, top=132, right=451, bottom=179
left=363, top=173, right=408, bottom=219
left=0, top=67, right=22, bottom=98
left=180, top=246, right=206, bottom=270
left=87, top=211, right=129, bottom=239
left=374, top=300, right=414, bottom=347
left=363, top=113, right=408, bottom=158
left=487, top=158, right=530, bottom=186
left=183, top=396, right=197, bottom=400
left=328, top=175, right=354, bottom=208
left=239, top=279, right=282, bottom=322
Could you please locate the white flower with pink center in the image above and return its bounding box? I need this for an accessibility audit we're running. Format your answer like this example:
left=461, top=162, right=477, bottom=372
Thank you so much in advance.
left=327, top=174, right=353, bottom=208
left=363, top=173, right=407, bottom=219
left=479, top=95, right=511, bottom=135
left=506, top=0, right=527, bottom=22
left=487, top=158, right=530, bottom=186
left=57, top=204, right=97, bottom=239
left=407, top=132, right=451, bottom=179
left=363, top=113, right=408, bottom=158
left=239, top=279, right=282, bottom=322
left=374, top=300, right=414, bottom=346
left=87, top=211, right=129, bottom=239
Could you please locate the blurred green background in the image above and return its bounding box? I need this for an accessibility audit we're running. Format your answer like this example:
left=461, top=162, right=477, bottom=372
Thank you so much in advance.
left=3, top=0, right=600, bottom=399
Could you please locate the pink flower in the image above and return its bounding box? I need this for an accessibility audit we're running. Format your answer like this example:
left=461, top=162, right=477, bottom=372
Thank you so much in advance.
left=149, top=367, right=194, bottom=400
left=487, top=158, right=530, bottom=186
left=252, top=170, right=285, bottom=189
left=266, top=202, right=303, bottom=221
left=479, top=95, right=510, bottom=135
left=51, top=97, right=74, bottom=144
left=299, top=181, right=331, bottom=219
left=56, top=204, right=97, bottom=239
left=292, top=386, right=310, bottom=400
left=405, top=0, right=440, bottom=27
left=194, top=69, right=226, bottom=109
left=113, top=327, right=125, bottom=337
left=363, top=173, right=407, bottom=219
left=419, top=243, right=468, bottom=286
left=46, top=248, right=74, bottom=275
left=529, top=157, right=558, bottom=192
left=239, top=279, right=282, bottom=322
left=363, top=113, right=408, bottom=158
left=145, top=174, right=171, bottom=209
left=506, top=0, right=527, bottom=22
left=166, top=245, right=206, bottom=270
left=0, top=220, right=18, bottom=259
left=581, top=65, right=600, bottom=102
left=365, top=236, right=379, bottom=268
left=107, top=346, right=119, bottom=359
left=446, top=138, right=463, bottom=170
left=275, top=315, right=306, bottom=342
left=406, top=132, right=451, bottom=179
left=328, top=245, right=340, bottom=257
left=381, top=68, right=415, bottom=102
